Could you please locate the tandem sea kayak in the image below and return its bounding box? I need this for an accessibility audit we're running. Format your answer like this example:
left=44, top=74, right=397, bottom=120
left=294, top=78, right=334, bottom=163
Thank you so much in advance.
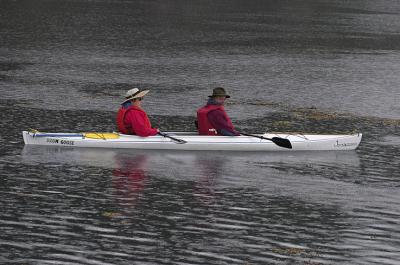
left=22, top=130, right=362, bottom=151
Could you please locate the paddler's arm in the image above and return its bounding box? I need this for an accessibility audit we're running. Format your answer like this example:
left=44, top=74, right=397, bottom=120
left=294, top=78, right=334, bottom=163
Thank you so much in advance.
left=125, top=111, right=158, bottom=137
left=207, top=110, right=240, bottom=136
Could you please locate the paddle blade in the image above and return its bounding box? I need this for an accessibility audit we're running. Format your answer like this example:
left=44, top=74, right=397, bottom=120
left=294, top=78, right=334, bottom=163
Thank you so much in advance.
left=271, top=137, right=292, bottom=149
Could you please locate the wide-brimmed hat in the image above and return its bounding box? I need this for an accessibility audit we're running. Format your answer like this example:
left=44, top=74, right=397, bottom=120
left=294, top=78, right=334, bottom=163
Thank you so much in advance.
left=208, top=87, right=230, bottom=98
left=122, top=88, right=149, bottom=104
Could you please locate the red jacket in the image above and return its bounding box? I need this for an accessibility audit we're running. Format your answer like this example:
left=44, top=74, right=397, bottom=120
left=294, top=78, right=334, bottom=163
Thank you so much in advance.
left=197, top=104, right=236, bottom=135
left=116, top=106, right=158, bottom=137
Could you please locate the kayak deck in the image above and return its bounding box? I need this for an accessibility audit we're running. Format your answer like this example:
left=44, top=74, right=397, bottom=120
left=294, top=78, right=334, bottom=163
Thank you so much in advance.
left=22, top=131, right=362, bottom=151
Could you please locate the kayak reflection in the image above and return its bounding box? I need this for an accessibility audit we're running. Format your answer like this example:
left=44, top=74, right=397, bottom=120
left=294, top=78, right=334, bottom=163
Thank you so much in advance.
left=20, top=146, right=361, bottom=195
left=193, top=156, right=226, bottom=206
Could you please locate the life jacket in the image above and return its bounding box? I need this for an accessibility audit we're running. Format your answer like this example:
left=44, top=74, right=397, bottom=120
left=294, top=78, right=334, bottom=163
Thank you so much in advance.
left=116, top=106, right=154, bottom=135
left=116, top=106, right=133, bottom=134
left=196, top=104, right=234, bottom=135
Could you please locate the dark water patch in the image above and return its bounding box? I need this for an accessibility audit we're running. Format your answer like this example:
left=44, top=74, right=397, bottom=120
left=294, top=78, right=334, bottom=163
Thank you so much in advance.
left=23, top=77, right=73, bottom=87
left=310, top=34, right=400, bottom=51
left=358, top=141, right=400, bottom=186
left=228, top=99, right=285, bottom=109
left=253, top=156, right=363, bottom=184
left=0, top=73, right=11, bottom=81
left=193, top=33, right=400, bottom=52
left=0, top=61, right=34, bottom=72
left=0, top=73, right=75, bottom=87
left=316, top=5, right=397, bottom=16
left=0, top=61, right=34, bottom=82
left=379, top=135, right=400, bottom=146
left=80, top=82, right=133, bottom=97
left=80, top=82, right=202, bottom=97
left=147, top=84, right=203, bottom=93
left=333, top=51, right=389, bottom=55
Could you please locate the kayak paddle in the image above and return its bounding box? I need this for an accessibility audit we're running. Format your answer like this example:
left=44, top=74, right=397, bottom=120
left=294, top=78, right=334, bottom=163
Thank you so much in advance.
left=240, top=132, right=292, bottom=149
left=158, top=132, right=187, bottom=144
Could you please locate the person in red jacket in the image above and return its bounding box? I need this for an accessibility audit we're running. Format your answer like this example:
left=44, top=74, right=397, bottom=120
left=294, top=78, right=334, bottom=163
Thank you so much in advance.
left=116, top=88, right=159, bottom=136
left=196, top=87, right=240, bottom=136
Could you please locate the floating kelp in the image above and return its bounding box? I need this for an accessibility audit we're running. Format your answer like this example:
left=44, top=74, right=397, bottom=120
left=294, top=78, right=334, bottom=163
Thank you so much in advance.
left=238, top=100, right=400, bottom=136
left=271, top=120, right=292, bottom=127
left=102, top=212, right=122, bottom=218
left=292, top=107, right=341, bottom=121
left=382, top=119, right=400, bottom=126
left=227, top=99, right=286, bottom=109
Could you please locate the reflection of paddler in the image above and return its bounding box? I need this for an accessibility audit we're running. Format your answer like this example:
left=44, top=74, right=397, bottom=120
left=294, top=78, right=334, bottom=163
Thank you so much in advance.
left=193, top=156, right=225, bottom=205
left=112, top=154, right=148, bottom=208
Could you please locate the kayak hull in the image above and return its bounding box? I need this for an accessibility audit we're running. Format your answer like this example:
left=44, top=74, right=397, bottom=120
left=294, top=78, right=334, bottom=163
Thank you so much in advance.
left=22, top=131, right=362, bottom=151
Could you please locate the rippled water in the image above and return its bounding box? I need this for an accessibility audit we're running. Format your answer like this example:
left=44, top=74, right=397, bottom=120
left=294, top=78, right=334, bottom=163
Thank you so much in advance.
left=1, top=0, right=400, bottom=264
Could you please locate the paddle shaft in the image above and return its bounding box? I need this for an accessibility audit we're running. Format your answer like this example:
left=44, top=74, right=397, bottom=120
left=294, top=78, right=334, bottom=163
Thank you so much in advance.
left=239, top=132, right=273, bottom=141
left=158, top=132, right=187, bottom=144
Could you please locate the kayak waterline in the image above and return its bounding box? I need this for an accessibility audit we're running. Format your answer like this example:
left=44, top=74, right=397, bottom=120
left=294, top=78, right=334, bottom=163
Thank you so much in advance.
left=22, top=131, right=362, bottom=151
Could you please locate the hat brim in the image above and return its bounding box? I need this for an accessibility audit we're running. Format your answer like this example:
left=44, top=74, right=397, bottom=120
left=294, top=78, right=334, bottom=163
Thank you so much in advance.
left=208, top=94, right=230, bottom=98
left=122, top=90, right=150, bottom=104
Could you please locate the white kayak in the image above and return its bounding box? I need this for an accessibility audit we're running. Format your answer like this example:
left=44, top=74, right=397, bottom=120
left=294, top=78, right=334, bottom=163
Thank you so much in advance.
left=22, top=130, right=362, bottom=151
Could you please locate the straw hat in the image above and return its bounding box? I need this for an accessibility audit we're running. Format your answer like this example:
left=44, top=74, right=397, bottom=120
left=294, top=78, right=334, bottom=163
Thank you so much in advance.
left=122, top=88, right=149, bottom=104
left=208, top=87, right=230, bottom=98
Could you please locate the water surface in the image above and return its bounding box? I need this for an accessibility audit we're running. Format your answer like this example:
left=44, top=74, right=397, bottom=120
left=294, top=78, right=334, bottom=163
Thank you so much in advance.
left=1, top=0, right=400, bottom=264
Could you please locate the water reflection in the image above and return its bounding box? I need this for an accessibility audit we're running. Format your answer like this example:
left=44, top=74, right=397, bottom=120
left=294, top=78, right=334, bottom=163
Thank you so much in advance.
left=112, top=154, right=149, bottom=210
left=11, top=147, right=400, bottom=264
left=193, top=156, right=225, bottom=206
left=20, top=146, right=363, bottom=203
left=21, top=146, right=361, bottom=177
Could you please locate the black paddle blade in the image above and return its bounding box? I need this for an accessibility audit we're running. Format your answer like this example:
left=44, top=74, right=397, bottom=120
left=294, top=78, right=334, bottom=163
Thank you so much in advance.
left=271, top=137, right=292, bottom=149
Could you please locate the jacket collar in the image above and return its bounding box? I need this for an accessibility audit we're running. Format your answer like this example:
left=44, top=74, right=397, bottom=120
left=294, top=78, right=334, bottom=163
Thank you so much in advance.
left=207, top=98, right=223, bottom=106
